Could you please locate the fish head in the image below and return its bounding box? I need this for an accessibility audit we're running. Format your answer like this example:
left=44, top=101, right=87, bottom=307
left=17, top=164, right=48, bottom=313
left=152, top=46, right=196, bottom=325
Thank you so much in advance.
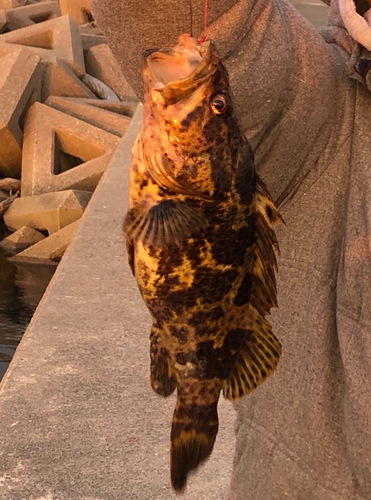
left=141, top=34, right=244, bottom=198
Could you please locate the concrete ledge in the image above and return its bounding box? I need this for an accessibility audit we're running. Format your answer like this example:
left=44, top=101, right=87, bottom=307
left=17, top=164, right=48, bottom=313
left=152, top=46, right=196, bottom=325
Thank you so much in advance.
left=0, top=105, right=235, bottom=500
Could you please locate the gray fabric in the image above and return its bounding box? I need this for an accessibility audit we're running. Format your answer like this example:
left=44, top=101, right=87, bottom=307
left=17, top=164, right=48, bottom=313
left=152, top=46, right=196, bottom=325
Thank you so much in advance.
left=91, top=0, right=371, bottom=498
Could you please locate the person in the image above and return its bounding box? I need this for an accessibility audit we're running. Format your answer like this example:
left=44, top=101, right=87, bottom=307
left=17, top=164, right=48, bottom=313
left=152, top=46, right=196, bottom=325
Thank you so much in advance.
left=91, top=0, right=371, bottom=498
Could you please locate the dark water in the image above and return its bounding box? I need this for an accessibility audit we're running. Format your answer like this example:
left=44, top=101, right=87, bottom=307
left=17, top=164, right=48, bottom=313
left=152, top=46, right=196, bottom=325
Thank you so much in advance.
left=0, top=249, right=56, bottom=381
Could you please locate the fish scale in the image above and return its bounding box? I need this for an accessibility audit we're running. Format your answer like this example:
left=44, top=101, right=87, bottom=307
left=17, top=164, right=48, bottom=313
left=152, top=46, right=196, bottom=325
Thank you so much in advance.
left=124, top=33, right=284, bottom=492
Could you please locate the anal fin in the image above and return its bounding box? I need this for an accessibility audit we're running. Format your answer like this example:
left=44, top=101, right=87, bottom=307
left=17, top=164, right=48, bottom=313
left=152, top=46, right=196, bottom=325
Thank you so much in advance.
left=150, top=327, right=176, bottom=397
left=223, top=306, right=281, bottom=400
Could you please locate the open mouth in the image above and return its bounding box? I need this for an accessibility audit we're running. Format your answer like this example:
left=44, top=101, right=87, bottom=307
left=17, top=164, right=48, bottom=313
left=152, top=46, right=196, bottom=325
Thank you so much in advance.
left=144, top=38, right=211, bottom=89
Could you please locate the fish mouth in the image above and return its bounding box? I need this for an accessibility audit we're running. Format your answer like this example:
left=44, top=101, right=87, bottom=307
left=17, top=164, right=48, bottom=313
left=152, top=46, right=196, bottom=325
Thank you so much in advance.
left=142, top=35, right=216, bottom=97
left=140, top=35, right=219, bottom=199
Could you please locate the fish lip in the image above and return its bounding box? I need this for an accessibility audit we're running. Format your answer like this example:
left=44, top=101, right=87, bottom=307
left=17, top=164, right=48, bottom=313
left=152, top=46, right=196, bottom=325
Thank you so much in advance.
left=142, top=39, right=214, bottom=91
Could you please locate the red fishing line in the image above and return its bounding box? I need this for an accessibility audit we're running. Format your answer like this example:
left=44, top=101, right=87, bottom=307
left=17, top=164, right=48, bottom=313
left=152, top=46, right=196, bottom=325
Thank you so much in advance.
left=199, top=0, right=208, bottom=42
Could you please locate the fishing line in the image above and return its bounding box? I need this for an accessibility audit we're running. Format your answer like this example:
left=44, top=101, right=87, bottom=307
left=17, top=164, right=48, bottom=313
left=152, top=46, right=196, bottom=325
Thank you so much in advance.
left=189, top=0, right=193, bottom=36
left=199, top=0, right=209, bottom=42
left=188, top=0, right=209, bottom=42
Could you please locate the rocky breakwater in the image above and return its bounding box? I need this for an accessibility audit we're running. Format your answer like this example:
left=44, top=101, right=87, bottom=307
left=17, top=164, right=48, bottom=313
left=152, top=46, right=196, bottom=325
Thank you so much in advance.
left=0, top=0, right=138, bottom=265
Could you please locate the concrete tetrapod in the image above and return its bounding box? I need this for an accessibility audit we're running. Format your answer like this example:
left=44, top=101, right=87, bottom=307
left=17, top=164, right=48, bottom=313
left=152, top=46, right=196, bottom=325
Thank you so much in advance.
left=0, top=48, right=41, bottom=178
left=41, top=58, right=96, bottom=101
left=0, top=15, right=85, bottom=76
left=5, top=1, right=61, bottom=31
left=0, top=225, right=45, bottom=253
left=4, top=189, right=92, bottom=234
left=66, top=97, right=139, bottom=117
left=0, top=9, right=6, bottom=32
left=10, top=219, right=81, bottom=264
left=0, top=0, right=26, bottom=8
left=85, top=44, right=137, bottom=99
left=45, top=96, right=132, bottom=137
left=21, top=102, right=120, bottom=197
left=59, top=0, right=92, bottom=24
left=80, top=31, right=107, bottom=52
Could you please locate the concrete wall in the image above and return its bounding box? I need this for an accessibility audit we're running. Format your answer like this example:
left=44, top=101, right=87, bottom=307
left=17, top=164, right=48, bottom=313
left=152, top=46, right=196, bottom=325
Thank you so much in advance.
left=0, top=106, right=236, bottom=500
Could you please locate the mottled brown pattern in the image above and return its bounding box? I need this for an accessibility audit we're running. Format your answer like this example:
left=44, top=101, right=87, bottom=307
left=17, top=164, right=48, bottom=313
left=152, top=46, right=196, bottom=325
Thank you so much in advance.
left=124, top=35, right=283, bottom=492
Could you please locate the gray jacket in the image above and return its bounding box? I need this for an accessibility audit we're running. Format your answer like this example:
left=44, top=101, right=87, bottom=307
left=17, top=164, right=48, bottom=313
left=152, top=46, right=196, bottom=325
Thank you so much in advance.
left=92, top=0, right=371, bottom=498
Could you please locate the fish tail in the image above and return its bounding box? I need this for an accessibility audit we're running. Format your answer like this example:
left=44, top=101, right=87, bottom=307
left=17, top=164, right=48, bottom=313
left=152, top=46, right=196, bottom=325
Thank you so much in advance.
left=170, top=398, right=219, bottom=492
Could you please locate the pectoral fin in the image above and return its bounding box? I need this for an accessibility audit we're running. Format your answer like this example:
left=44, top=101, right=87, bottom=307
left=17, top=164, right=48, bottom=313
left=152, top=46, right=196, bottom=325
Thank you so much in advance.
left=223, top=306, right=281, bottom=400
left=123, top=199, right=207, bottom=249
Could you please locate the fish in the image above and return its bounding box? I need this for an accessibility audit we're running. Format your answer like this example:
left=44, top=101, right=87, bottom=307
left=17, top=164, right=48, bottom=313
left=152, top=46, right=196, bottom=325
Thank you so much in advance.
left=124, top=33, right=284, bottom=492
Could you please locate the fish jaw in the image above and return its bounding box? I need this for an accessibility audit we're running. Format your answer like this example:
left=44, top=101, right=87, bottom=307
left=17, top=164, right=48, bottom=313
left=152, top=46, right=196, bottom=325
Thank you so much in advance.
left=141, top=35, right=211, bottom=97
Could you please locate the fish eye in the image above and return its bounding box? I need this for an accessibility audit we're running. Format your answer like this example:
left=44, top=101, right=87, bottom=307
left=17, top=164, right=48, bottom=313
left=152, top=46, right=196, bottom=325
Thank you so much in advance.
left=210, top=94, right=228, bottom=114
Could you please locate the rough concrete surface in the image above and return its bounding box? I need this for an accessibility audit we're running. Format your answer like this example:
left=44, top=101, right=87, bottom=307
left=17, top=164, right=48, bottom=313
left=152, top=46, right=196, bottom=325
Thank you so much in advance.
left=0, top=15, right=85, bottom=76
left=0, top=225, right=45, bottom=253
left=21, top=102, right=120, bottom=196
left=46, top=96, right=132, bottom=137
left=68, top=96, right=139, bottom=117
left=41, top=57, right=96, bottom=101
left=0, top=48, right=41, bottom=178
left=0, top=8, right=6, bottom=32
left=5, top=1, right=61, bottom=31
left=4, top=189, right=91, bottom=234
left=10, top=218, right=80, bottom=263
left=291, top=0, right=329, bottom=27
left=0, top=0, right=26, bottom=8
left=86, top=43, right=137, bottom=99
left=59, top=0, right=92, bottom=24
left=80, top=31, right=107, bottom=52
left=0, top=106, right=236, bottom=500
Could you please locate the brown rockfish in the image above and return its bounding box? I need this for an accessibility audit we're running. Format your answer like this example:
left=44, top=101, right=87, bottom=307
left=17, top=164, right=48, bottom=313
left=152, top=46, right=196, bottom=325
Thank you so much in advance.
left=124, top=34, right=283, bottom=492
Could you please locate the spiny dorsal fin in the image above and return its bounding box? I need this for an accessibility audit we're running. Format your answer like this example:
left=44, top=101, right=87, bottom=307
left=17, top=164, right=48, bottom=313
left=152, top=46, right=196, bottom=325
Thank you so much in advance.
left=123, top=199, right=207, bottom=249
left=255, top=176, right=285, bottom=235
left=223, top=306, right=282, bottom=400
left=223, top=176, right=283, bottom=400
left=249, top=176, right=285, bottom=316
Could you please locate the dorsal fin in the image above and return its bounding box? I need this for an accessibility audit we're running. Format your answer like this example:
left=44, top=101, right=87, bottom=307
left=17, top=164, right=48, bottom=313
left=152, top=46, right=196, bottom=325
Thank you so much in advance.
left=249, top=176, right=284, bottom=316
left=223, top=176, right=284, bottom=401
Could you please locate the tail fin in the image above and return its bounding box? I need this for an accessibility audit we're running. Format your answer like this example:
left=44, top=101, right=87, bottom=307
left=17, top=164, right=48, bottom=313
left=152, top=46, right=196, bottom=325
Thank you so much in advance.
left=170, top=400, right=219, bottom=492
